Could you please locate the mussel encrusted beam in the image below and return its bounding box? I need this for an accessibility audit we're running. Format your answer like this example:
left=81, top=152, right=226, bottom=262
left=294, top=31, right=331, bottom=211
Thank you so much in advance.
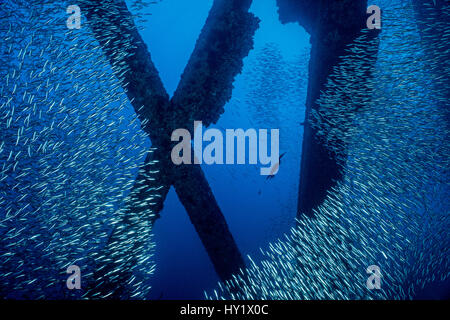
left=277, top=0, right=379, bottom=218
left=80, top=0, right=259, bottom=295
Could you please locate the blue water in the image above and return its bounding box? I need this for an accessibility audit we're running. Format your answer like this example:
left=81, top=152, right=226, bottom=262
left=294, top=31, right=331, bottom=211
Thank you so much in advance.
left=1, top=0, right=448, bottom=300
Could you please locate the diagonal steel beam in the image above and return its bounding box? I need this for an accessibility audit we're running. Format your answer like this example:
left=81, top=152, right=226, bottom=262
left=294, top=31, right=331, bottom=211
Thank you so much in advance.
left=170, top=0, right=258, bottom=129
left=80, top=0, right=258, bottom=293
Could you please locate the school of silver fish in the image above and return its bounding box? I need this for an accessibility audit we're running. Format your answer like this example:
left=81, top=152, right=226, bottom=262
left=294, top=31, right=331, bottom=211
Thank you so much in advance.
left=207, top=0, right=449, bottom=300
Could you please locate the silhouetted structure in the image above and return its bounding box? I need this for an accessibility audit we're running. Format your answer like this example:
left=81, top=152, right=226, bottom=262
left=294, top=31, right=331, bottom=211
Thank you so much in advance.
left=81, top=0, right=259, bottom=295
left=277, top=0, right=380, bottom=218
